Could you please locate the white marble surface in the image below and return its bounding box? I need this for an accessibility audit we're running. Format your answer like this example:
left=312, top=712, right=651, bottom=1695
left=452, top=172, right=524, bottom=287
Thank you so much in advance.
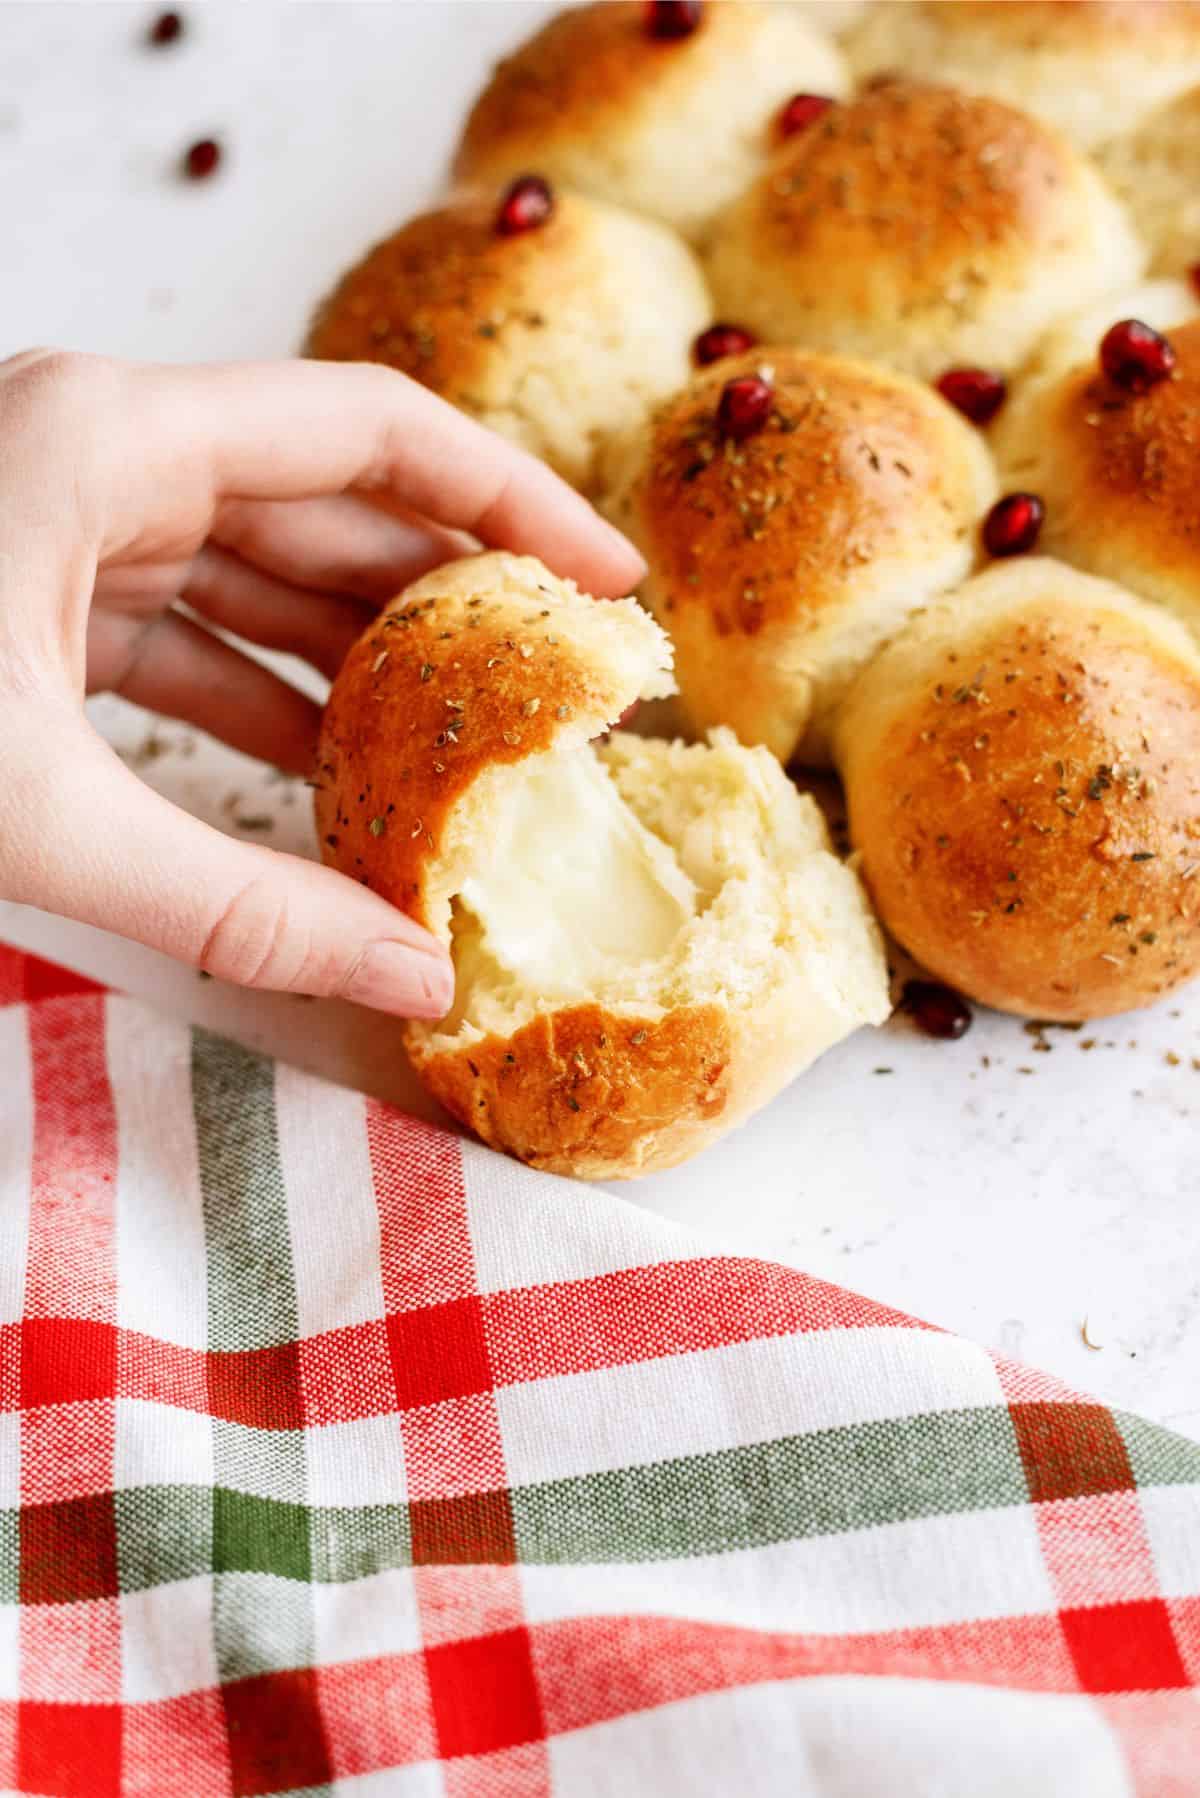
left=2, top=1, right=1199, bottom=1434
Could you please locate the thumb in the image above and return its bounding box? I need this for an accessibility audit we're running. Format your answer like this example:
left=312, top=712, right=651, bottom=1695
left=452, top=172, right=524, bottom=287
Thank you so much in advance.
left=2, top=714, right=454, bottom=1019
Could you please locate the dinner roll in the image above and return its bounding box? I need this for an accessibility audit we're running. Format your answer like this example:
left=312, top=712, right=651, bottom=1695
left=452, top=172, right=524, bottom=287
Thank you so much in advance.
left=453, top=1, right=848, bottom=243
left=835, top=558, right=1200, bottom=1021
left=306, top=187, right=709, bottom=493
left=315, top=552, right=888, bottom=1179
left=844, top=3, right=1200, bottom=150
left=1018, top=278, right=1199, bottom=390
left=703, top=82, right=1145, bottom=379
left=600, top=347, right=997, bottom=765
left=994, top=316, right=1200, bottom=638
left=1098, top=84, right=1200, bottom=278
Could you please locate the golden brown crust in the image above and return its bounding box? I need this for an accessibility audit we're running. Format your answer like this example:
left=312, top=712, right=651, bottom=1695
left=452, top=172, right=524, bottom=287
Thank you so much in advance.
left=1000, top=317, right=1200, bottom=613
left=602, top=345, right=994, bottom=762
left=456, top=2, right=761, bottom=181
left=618, top=348, right=983, bottom=637
left=406, top=1000, right=734, bottom=1179
left=743, top=83, right=1079, bottom=301
left=841, top=589, right=1200, bottom=1019
left=305, top=191, right=572, bottom=397
left=315, top=563, right=635, bottom=932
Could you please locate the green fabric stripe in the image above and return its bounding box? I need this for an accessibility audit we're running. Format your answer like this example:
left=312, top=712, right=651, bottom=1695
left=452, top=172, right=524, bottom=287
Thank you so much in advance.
left=513, top=1407, right=1029, bottom=1565
left=191, top=1033, right=323, bottom=1714
left=192, top=1032, right=298, bottom=1354
left=95, top=1406, right=1027, bottom=1592
left=1116, top=1411, right=1200, bottom=1486
left=116, top=1486, right=212, bottom=1590
left=0, top=1504, right=16, bottom=1603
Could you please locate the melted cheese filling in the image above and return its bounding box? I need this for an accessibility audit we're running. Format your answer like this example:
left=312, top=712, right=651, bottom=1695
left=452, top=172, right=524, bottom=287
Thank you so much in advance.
left=456, top=751, right=697, bottom=997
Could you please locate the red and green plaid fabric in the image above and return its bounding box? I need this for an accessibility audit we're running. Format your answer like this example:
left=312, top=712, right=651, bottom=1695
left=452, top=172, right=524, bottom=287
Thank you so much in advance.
left=2, top=941, right=1200, bottom=1796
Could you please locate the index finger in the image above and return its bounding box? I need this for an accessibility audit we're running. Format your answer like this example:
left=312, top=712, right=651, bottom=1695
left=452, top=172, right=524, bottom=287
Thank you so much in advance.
left=133, top=358, right=647, bottom=598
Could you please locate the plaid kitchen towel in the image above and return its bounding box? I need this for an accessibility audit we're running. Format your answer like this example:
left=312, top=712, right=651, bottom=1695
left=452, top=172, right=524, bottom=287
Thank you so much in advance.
left=2, top=944, right=1200, bottom=1797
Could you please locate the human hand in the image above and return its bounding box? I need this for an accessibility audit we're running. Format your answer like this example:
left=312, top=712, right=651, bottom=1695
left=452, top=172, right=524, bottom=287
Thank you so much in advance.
left=0, top=350, right=644, bottom=1016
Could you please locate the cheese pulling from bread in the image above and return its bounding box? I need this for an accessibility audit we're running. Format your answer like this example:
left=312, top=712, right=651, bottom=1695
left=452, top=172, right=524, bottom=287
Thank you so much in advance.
left=315, top=552, right=889, bottom=1179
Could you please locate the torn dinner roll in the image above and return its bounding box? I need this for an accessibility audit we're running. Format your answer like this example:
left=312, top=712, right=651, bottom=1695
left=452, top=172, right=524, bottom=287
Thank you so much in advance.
left=315, top=552, right=889, bottom=1178
left=600, top=347, right=997, bottom=765
left=834, top=558, right=1200, bottom=1021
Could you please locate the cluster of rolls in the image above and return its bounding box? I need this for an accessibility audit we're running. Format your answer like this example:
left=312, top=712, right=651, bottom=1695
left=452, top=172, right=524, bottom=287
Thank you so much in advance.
left=311, top=0, right=1200, bottom=1178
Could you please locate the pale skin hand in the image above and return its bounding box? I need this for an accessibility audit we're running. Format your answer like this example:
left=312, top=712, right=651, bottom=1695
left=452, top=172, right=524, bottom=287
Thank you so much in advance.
left=0, top=351, right=645, bottom=1018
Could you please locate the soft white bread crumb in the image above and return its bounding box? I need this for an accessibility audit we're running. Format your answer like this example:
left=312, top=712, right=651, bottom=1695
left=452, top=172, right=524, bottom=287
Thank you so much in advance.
left=845, top=2, right=1200, bottom=150
left=316, top=552, right=888, bottom=1178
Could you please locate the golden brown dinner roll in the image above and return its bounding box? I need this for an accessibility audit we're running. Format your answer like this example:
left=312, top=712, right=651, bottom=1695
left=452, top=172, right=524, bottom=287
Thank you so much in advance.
left=600, top=347, right=997, bottom=766
left=704, top=82, right=1145, bottom=379
left=1097, top=85, right=1200, bottom=278
left=453, top=1, right=848, bottom=243
left=845, top=3, right=1200, bottom=150
left=835, top=558, right=1200, bottom=1021
left=306, top=186, right=709, bottom=493
left=1018, top=278, right=1199, bottom=391
left=316, top=552, right=889, bottom=1178
left=994, top=315, right=1200, bottom=638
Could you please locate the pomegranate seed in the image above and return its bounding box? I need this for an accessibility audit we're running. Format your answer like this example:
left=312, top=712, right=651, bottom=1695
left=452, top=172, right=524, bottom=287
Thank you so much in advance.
left=644, top=0, right=702, bottom=39
left=717, top=374, right=773, bottom=441
left=935, top=366, right=1007, bottom=426
left=903, top=980, right=973, bottom=1041
left=495, top=173, right=554, bottom=236
left=1099, top=318, right=1177, bottom=394
left=147, top=9, right=183, bottom=45
left=693, top=322, right=758, bottom=366
left=983, top=491, right=1044, bottom=558
left=182, top=137, right=220, bottom=180
left=778, top=93, right=834, bottom=140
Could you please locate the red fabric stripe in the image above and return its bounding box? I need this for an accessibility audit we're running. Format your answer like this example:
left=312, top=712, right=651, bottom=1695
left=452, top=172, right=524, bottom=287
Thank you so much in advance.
left=482, top=1258, right=930, bottom=1387
left=17, top=994, right=122, bottom=1754
left=367, top=1110, right=552, bottom=1789
left=0, top=946, right=104, bottom=1010
left=1100, top=1690, right=1200, bottom=1798
left=532, top=1611, right=1082, bottom=1735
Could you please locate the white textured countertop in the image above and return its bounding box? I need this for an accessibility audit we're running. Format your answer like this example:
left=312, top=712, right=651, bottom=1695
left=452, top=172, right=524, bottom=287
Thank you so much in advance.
left=2, top=0, right=1198, bottom=1434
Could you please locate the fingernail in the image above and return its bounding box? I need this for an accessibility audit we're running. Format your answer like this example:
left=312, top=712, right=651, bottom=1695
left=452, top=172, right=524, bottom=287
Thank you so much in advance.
left=345, top=940, right=455, bottom=1019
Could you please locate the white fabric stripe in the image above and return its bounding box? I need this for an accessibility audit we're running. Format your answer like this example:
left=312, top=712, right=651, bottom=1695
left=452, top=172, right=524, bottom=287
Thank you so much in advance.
left=312, top=1566, right=423, bottom=1664
left=0, top=1004, right=32, bottom=1326
left=331, top=1768, right=443, bottom=1798
left=1138, top=1483, right=1200, bottom=1595
left=275, top=1067, right=386, bottom=1339
left=306, top=1413, right=408, bottom=1509
left=463, top=1138, right=706, bottom=1294
left=120, top=1575, right=219, bottom=1702
left=521, top=1503, right=1054, bottom=1637
left=0, top=1413, right=16, bottom=1510
left=112, top=1399, right=213, bottom=1494
left=0, top=1603, right=16, bottom=1702
left=548, top=1676, right=1132, bottom=1798
left=496, top=1326, right=1005, bottom=1488
left=108, top=999, right=207, bottom=1348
